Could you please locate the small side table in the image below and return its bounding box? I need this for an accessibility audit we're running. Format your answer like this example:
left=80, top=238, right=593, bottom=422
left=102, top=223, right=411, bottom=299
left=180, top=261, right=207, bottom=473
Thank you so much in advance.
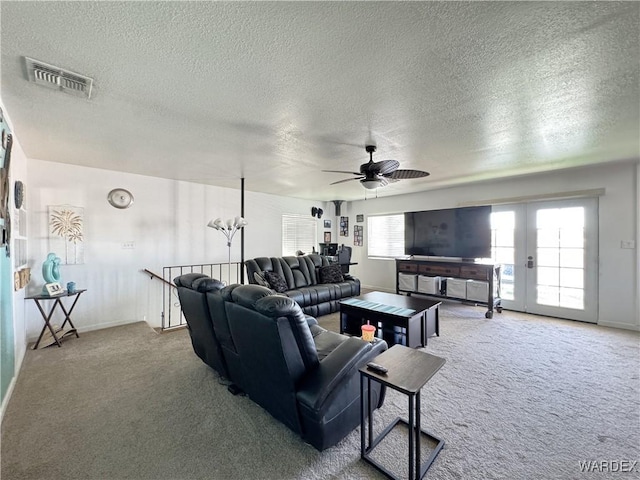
left=26, top=289, right=85, bottom=349
left=360, top=344, right=446, bottom=480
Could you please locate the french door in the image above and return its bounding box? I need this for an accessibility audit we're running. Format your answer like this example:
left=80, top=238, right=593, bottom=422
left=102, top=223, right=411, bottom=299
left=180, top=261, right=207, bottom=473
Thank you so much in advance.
left=491, top=198, right=598, bottom=323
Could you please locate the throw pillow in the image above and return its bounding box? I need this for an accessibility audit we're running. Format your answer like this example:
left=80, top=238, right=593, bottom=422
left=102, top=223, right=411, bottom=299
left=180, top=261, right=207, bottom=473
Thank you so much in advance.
left=263, top=271, right=289, bottom=293
left=254, top=271, right=270, bottom=287
left=319, top=264, right=344, bottom=284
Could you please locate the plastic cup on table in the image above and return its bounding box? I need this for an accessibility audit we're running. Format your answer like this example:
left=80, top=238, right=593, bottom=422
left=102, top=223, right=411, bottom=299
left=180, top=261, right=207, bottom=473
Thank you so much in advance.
left=361, top=322, right=376, bottom=342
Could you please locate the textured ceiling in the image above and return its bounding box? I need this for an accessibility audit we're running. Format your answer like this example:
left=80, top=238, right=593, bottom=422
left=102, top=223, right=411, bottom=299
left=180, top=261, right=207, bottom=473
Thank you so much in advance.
left=1, top=1, right=639, bottom=201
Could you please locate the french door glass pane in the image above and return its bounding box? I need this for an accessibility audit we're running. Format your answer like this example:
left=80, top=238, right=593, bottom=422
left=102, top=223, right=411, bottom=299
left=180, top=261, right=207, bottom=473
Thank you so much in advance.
left=535, top=207, right=586, bottom=311
left=538, top=266, right=559, bottom=286
left=560, top=207, right=585, bottom=228
left=495, top=229, right=514, bottom=247
left=560, top=228, right=584, bottom=248
left=537, top=229, right=560, bottom=248
left=560, top=268, right=584, bottom=289
left=560, top=287, right=584, bottom=309
left=490, top=211, right=515, bottom=301
left=537, top=285, right=560, bottom=306
left=560, top=248, right=584, bottom=268
left=493, top=247, right=514, bottom=265
left=537, top=248, right=560, bottom=267
left=537, top=209, right=561, bottom=229
left=491, top=211, right=515, bottom=229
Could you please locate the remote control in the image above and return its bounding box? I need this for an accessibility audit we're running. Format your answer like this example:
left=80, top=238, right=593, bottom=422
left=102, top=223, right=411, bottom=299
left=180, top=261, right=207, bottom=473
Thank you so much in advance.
left=366, top=362, right=388, bottom=374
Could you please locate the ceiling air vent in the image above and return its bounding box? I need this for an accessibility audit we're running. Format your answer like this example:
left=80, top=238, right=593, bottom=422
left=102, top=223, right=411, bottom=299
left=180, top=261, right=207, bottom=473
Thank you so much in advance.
left=24, top=57, right=93, bottom=99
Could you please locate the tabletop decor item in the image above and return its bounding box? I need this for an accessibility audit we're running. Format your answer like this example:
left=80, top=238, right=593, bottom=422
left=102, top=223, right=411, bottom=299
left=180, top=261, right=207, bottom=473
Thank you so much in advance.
left=42, top=252, right=62, bottom=295
left=207, top=216, right=248, bottom=285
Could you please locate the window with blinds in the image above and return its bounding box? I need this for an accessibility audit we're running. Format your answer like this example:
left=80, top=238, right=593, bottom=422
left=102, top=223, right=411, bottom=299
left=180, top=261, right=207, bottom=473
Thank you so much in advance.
left=282, top=214, right=318, bottom=256
left=367, top=214, right=405, bottom=258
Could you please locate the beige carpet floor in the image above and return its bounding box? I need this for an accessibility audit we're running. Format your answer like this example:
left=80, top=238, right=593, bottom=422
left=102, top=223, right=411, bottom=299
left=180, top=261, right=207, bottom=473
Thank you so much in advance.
left=2, top=303, right=639, bottom=479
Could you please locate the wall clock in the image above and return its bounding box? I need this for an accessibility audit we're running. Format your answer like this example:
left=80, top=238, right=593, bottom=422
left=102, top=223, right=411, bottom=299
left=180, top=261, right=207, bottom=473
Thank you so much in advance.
left=107, top=188, right=134, bottom=209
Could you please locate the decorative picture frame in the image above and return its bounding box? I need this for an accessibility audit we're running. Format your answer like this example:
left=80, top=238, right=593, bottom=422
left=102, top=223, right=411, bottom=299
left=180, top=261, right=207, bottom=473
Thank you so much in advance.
left=49, top=205, right=85, bottom=265
left=340, top=216, right=349, bottom=236
left=354, top=225, right=363, bottom=246
left=324, top=220, right=331, bottom=228
left=45, top=282, right=63, bottom=296
left=324, top=231, right=331, bottom=243
left=356, top=214, right=364, bottom=223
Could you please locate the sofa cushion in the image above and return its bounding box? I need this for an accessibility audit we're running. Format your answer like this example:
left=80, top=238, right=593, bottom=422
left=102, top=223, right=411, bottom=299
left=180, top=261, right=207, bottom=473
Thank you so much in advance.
left=194, top=277, right=225, bottom=293
left=253, top=271, right=270, bottom=287
left=319, top=265, right=344, bottom=284
left=231, top=284, right=277, bottom=309
left=173, top=272, right=209, bottom=289
left=264, top=271, right=289, bottom=293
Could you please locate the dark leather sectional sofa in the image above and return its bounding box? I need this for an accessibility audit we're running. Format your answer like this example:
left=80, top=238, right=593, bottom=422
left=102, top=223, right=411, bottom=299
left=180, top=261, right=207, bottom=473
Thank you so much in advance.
left=244, top=254, right=361, bottom=317
left=173, top=273, right=387, bottom=451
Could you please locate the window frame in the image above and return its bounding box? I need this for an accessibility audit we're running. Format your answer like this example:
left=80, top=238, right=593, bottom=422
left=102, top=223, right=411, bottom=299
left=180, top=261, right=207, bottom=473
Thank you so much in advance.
left=281, top=214, right=318, bottom=257
left=367, top=213, right=405, bottom=259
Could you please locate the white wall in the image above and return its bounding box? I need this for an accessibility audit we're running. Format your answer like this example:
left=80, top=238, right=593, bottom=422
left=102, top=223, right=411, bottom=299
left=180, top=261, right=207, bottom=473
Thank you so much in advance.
left=339, top=162, right=639, bottom=331
left=25, top=160, right=321, bottom=338
left=22, top=158, right=640, bottom=338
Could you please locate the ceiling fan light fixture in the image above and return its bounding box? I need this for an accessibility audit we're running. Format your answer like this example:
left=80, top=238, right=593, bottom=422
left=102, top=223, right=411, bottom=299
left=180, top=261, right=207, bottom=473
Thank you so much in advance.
left=361, top=178, right=382, bottom=190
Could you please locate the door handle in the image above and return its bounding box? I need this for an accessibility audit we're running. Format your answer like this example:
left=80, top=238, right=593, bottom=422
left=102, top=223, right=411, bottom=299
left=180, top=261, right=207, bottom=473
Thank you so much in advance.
left=527, top=256, right=534, bottom=268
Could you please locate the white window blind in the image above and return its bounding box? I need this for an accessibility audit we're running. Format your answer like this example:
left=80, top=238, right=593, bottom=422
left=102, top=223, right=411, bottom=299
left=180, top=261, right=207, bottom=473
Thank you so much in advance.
left=367, top=214, right=405, bottom=258
left=282, top=214, right=318, bottom=256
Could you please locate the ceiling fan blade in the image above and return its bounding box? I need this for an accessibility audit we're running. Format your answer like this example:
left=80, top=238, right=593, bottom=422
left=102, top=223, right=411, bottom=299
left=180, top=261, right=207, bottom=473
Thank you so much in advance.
left=384, top=169, right=430, bottom=180
left=360, top=160, right=400, bottom=175
left=378, top=176, right=390, bottom=187
left=330, top=177, right=365, bottom=185
left=322, top=170, right=361, bottom=175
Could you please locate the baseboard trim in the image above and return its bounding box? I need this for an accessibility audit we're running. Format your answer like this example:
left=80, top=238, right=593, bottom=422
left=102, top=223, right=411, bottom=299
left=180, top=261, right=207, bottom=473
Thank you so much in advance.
left=597, top=320, right=640, bottom=332
left=0, top=375, right=17, bottom=425
left=361, top=285, right=395, bottom=294
left=26, top=319, right=146, bottom=344
left=1, top=341, right=26, bottom=426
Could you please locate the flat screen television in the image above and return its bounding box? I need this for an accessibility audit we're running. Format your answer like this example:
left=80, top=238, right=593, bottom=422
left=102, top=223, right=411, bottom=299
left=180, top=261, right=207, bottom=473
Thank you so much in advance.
left=404, top=206, right=492, bottom=259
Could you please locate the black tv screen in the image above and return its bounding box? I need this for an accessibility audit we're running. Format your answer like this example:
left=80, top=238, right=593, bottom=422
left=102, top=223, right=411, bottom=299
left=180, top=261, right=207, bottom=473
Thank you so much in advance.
left=404, top=206, right=492, bottom=259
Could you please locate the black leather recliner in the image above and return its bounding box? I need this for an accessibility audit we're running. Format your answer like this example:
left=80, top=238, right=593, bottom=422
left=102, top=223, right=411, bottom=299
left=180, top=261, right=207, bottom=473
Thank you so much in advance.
left=173, top=273, right=229, bottom=379
left=175, top=273, right=321, bottom=394
left=222, top=284, right=387, bottom=451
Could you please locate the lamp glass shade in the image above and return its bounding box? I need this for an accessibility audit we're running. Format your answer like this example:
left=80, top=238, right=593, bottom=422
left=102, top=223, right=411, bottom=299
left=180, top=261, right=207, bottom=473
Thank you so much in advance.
left=361, top=179, right=382, bottom=190
left=207, top=218, right=224, bottom=230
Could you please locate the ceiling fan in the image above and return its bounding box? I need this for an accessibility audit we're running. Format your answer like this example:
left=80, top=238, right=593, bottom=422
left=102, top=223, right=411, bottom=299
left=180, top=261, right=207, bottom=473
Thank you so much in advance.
left=323, top=145, right=430, bottom=189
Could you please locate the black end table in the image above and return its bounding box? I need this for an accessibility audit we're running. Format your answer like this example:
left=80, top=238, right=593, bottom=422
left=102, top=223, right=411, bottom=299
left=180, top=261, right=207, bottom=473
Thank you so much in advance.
left=360, top=344, right=446, bottom=480
left=26, top=289, right=85, bottom=349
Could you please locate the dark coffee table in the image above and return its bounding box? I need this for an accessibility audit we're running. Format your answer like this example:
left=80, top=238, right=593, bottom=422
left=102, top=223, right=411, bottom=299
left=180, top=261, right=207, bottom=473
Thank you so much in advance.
left=340, top=291, right=440, bottom=348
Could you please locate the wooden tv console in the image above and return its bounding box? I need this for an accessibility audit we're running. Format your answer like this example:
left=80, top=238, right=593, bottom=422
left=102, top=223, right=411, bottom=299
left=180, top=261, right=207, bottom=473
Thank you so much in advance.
left=396, top=258, right=502, bottom=318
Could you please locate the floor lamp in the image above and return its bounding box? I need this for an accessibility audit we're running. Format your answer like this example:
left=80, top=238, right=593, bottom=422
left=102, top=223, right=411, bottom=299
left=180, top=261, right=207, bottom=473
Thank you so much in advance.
left=207, top=216, right=248, bottom=285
